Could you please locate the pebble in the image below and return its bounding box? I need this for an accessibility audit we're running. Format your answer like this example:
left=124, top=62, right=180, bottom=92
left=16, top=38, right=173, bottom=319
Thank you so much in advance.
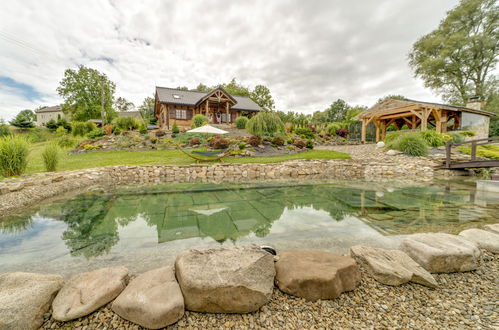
left=40, top=251, right=498, bottom=329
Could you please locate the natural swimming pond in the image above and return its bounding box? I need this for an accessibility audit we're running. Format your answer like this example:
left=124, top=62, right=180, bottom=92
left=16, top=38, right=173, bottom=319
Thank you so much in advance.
left=1, top=179, right=498, bottom=274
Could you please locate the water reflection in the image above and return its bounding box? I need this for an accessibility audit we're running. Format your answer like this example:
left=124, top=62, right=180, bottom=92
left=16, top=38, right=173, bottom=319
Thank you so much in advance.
left=0, top=181, right=498, bottom=260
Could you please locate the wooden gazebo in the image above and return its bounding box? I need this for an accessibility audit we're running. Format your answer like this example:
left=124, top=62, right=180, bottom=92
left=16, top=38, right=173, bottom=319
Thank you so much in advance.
left=358, top=98, right=494, bottom=142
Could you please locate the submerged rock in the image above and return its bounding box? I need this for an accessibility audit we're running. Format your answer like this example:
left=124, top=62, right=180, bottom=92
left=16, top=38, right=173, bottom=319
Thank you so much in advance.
left=400, top=233, right=481, bottom=273
left=350, top=245, right=437, bottom=287
left=112, top=266, right=184, bottom=329
left=175, top=245, right=275, bottom=313
left=52, top=266, right=129, bottom=321
left=0, top=272, right=63, bottom=330
left=459, top=228, right=499, bottom=253
left=275, top=250, right=360, bottom=301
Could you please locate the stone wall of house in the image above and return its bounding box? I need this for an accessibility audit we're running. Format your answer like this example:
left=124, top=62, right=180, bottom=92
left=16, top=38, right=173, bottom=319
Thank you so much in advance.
left=0, top=159, right=440, bottom=216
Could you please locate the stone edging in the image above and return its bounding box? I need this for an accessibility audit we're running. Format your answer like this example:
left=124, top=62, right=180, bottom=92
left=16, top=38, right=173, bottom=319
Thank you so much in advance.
left=0, top=159, right=437, bottom=216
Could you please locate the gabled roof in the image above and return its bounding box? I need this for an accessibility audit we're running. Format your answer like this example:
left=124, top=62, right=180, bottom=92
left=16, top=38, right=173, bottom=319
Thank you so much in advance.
left=35, top=105, right=62, bottom=113
left=155, top=86, right=261, bottom=112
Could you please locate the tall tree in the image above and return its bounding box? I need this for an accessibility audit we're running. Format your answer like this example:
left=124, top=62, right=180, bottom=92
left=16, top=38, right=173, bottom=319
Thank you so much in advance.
left=10, top=110, right=35, bottom=128
left=114, top=97, right=135, bottom=112
left=194, top=83, right=211, bottom=92
left=408, top=0, right=498, bottom=105
left=137, top=95, right=155, bottom=124
left=57, top=65, right=116, bottom=122
left=221, top=78, right=251, bottom=97
left=250, top=85, right=275, bottom=111
left=325, top=99, right=350, bottom=122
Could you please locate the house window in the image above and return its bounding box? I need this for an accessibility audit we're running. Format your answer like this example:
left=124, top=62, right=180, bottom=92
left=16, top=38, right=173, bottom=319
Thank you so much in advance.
left=175, top=109, right=187, bottom=120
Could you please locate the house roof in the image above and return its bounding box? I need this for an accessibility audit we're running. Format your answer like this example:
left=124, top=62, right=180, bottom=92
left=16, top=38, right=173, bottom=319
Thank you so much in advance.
left=359, top=98, right=495, bottom=119
left=35, top=105, right=62, bottom=113
left=155, top=86, right=261, bottom=112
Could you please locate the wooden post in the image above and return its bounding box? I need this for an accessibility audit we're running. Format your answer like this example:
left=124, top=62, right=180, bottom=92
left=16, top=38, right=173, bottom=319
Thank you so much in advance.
left=166, top=105, right=170, bottom=130
left=441, top=110, right=448, bottom=133
left=205, top=100, right=209, bottom=118
left=445, top=142, right=451, bottom=168
left=374, top=120, right=381, bottom=142
left=411, top=115, right=417, bottom=129
left=421, top=109, right=429, bottom=131
left=381, top=120, right=387, bottom=141
left=361, top=119, right=367, bottom=143
left=226, top=102, right=229, bottom=123
left=471, top=141, right=477, bottom=161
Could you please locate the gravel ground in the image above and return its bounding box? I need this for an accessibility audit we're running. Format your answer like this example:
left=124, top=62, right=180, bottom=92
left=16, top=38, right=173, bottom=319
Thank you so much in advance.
left=41, top=251, right=498, bottom=330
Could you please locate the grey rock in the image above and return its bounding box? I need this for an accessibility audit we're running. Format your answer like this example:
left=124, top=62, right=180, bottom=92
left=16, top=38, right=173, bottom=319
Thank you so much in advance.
left=350, top=245, right=437, bottom=287
left=175, top=245, right=275, bottom=313
left=0, top=272, right=63, bottom=330
left=400, top=233, right=481, bottom=273
left=275, top=250, right=360, bottom=301
left=483, top=223, right=499, bottom=235
left=459, top=229, right=499, bottom=253
left=112, top=267, right=184, bottom=329
left=52, top=266, right=129, bottom=321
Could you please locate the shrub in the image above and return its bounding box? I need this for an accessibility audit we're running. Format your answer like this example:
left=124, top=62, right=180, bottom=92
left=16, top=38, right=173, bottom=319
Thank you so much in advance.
left=57, top=135, right=77, bottom=148
left=55, top=126, right=68, bottom=136
left=189, top=137, right=201, bottom=146
left=172, top=121, right=180, bottom=134
left=306, top=140, right=314, bottom=149
left=286, top=139, right=293, bottom=144
left=247, top=135, right=262, bottom=147
left=113, top=117, right=141, bottom=131
left=335, top=129, right=349, bottom=138
left=246, top=111, right=284, bottom=137
left=293, top=139, right=306, bottom=149
left=138, top=124, right=147, bottom=134
left=395, top=134, right=428, bottom=156
left=327, top=123, right=342, bottom=135
left=25, top=128, right=52, bottom=143
left=238, top=143, right=246, bottom=150
left=0, top=135, right=29, bottom=176
left=192, top=114, right=208, bottom=128
left=208, top=136, right=230, bottom=149
left=103, top=124, right=112, bottom=135
left=295, top=127, right=315, bottom=139
left=85, top=121, right=97, bottom=132
left=45, top=119, right=58, bottom=130
left=235, top=116, right=249, bottom=129
left=72, top=121, right=93, bottom=136
left=0, top=120, right=11, bottom=137
left=113, top=127, right=122, bottom=135
left=306, top=124, right=316, bottom=132
left=271, top=136, right=285, bottom=146
left=83, top=144, right=102, bottom=150
left=150, top=136, right=158, bottom=144
left=155, top=129, right=166, bottom=137
left=87, top=128, right=105, bottom=139
left=42, top=143, right=59, bottom=172
left=420, top=131, right=445, bottom=147
left=448, top=132, right=465, bottom=143
left=384, top=131, right=403, bottom=149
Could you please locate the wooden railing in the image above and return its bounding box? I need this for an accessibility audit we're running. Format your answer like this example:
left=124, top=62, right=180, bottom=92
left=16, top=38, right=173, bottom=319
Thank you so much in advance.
left=445, top=136, right=499, bottom=168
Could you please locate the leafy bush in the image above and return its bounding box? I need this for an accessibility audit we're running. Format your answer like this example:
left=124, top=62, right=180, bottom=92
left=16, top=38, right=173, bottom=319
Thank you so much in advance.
left=42, top=143, right=59, bottom=172
left=172, top=121, right=180, bottom=134
left=420, top=131, right=446, bottom=147
left=395, top=134, right=428, bottom=156
left=45, top=119, right=58, bottom=130
left=306, top=140, right=314, bottom=149
left=139, top=124, right=147, bottom=134
left=448, top=132, right=465, bottom=143
left=57, top=135, right=77, bottom=148
left=10, top=110, right=35, bottom=129
left=150, top=136, right=158, bottom=144
left=208, top=136, right=230, bottom=149
left=72, top=121, right=94, bottom=136
left=246, top=111, right=284, bottom=137
left=113, top=117, right=141, bottom=131
left=55, top=126, right=68, bottom=136
left=295, top=127, right=315, bottom=139
left=293, top=139, right=306, bottom=149
left=271, top=136, right=285, bottom=146
left=189, top=137, right=201, bottom=146
left=235, top=116, right=249, bottom=129
left=113, top=127, right=122, bottom=135
left=327, top=123, right=342, bottom=136
left=286, top=139, right=293, bottom=144
left=192, top=114, right=208, bottom=128
left=87, top=128, right=105, bottom=139
left=0, top=135, right=29, bottom=176
left=335, top=129, right=349, bottom=138
left=247, top=135, right=262, bottom=147
left=104, top=124, right=113, bottom=135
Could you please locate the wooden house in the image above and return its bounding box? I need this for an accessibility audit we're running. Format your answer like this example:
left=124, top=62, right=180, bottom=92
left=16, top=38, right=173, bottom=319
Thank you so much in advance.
left=154, top=86, right=261, bottom=129
left=359, top=98, right=495, bottom=142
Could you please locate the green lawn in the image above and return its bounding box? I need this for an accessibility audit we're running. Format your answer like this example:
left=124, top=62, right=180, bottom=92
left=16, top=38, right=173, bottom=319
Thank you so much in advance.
left=25, top=142, right=350, bottom=174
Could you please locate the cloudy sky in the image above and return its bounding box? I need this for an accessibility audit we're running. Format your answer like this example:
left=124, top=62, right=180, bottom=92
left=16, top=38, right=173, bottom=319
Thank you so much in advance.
left=0, top=0, right=459, bottom=120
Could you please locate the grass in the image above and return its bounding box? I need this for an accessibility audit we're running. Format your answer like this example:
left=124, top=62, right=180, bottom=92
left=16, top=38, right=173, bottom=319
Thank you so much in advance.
left=457, top=144, right=499, bottom=159
left=21, top=142, right=350, bottom=175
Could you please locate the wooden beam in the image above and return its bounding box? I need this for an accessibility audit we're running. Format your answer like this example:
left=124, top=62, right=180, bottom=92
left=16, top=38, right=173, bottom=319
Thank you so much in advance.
left=402, top=117, right=412, bottom=126
left=226, top=102, right=229, bottom=123
left=410, top=109, right=423, bottom=119
left=374, top=120, right=381, bottom=142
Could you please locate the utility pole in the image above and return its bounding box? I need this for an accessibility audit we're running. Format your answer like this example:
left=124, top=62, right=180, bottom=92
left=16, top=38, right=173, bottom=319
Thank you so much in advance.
left=100, top=76, right=106, bottom=125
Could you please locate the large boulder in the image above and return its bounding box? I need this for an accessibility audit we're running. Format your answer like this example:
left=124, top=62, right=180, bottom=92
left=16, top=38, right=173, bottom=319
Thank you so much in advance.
left=400, top=233, right=481, bottom=273
left=350, top=245, right=437, bottom=288
left=175, top=245, right=275, bottom=313
left=459, top=228, right=499, bottom=253
left=483, top=223, right=499, bottom=235
left=52, top=266, right=129, bottom=321
left=112, top=267, right=184, bottom=329
left=275, top=250, right=360, bottom=301
left=0, top=272, right=63, bottom=330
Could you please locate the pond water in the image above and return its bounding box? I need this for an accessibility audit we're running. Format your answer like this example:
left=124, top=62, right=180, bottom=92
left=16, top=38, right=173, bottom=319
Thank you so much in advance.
left=1, top=179, right=498, bottom=275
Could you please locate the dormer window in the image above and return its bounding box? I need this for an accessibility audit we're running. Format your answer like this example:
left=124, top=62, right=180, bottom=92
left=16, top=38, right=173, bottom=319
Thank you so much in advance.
left=173, top=94, right=181, bottom=99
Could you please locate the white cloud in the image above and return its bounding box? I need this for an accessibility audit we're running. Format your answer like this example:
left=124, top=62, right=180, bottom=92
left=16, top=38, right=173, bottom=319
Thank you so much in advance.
left=0, top=0, right=458, bottom=120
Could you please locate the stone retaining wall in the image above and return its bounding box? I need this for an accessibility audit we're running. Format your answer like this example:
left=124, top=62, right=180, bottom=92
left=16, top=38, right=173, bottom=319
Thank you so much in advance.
left=0, top=159, right=437, bottom=216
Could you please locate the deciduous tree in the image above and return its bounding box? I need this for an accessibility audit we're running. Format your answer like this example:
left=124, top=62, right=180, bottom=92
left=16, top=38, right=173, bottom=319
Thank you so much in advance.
left=250, top=85, right=275, bottom=111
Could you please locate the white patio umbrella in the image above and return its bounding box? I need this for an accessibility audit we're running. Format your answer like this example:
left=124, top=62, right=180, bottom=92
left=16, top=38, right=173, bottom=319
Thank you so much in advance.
left=187, top=124, right=228, bottom=134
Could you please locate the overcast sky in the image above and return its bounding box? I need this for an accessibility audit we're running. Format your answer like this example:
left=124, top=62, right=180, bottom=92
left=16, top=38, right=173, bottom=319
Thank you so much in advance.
left=0, top=0, right=459, bottom=120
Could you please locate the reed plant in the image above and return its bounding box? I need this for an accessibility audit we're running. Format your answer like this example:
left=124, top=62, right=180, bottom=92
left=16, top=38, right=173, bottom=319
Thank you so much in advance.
left=42, top=142, right=60, bottom=172
left=0, top=135, right=29, bottom=176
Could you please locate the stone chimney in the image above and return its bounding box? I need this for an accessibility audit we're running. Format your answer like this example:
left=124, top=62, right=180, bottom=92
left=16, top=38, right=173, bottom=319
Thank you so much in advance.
left=466, top=96, right=485, bottom=110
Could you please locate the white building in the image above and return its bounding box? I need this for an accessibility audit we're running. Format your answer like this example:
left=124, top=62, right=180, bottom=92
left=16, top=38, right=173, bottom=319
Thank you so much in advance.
left=35, top=105, right=69, bottom=126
